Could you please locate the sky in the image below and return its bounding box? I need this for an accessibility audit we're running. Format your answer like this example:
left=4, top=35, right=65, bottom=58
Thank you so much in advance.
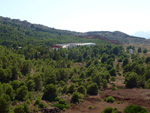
left=0, top=0, right=150, bottom=35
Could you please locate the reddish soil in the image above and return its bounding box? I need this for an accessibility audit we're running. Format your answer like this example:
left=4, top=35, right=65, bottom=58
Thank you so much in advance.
left=64, top=88, right=150, bottom=113
left=64, top=94, right=128, bottom=113
left=78, top=35, right=122, bottom=45
left=103, top=89, right=150, bottom=111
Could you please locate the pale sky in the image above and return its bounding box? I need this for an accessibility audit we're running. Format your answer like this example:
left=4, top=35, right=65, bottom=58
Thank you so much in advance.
left=0, top=0, right=150, bottom=35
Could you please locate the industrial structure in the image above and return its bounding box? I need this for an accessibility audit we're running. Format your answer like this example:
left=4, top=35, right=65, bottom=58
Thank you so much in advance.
left=50, top=43, right=96, bottom=50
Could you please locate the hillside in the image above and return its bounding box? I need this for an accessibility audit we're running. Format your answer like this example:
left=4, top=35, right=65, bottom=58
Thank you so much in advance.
left=1, top=16, right=150, bottom=113
left=0, top=16, right=149, bottom=47
left=0, top=16, right=107, bottom=47
left=83, top=31, right=148, bottom=44
left=78, top=35, right=122, bottom=45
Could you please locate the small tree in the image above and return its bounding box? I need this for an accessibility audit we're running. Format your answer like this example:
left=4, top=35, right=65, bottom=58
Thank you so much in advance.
left=138, top=47, right=142, bottom=53
left=0, top=95, right=11, bottom=113
left=26, top=79, right=35, bottom=91
left=71, top=92, right=81, bottom=103
left=15, top=85, right=28, bottom=101
left=125, top=72, right=138, bottom=88
left=34, top=75, right=43, bottom=91
left=143, top=48, right=148, bottom=54
left=87, top=83, right=98, bottom=95
left=124, top=104, right=148, bottom=113
left=109, top=68, right=116, bottom=76
left=77, top=85, right=86, bottom=94
left=14, top=103, right=30, bottom=113
left=145, top=79, right=150, bottom=89
left=42, top=84, right=57, bottom=101
left=145, top=56, right=150, bottom=63
left=67, top=83, right=75, bottom=94
left=104, top=96, right=115, bottom=103
left=123, top=58, right=129, bottom=67
left=102, top=107, right=118, bottom=113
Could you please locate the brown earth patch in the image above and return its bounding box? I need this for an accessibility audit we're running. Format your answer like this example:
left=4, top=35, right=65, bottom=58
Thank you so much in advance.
left=64, top=88, right=150, bottom=113
left=102, top=89, right=150, bottom=111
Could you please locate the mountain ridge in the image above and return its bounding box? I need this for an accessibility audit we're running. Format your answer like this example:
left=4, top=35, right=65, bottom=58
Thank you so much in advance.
left=0, top=16, right=149, bottom=45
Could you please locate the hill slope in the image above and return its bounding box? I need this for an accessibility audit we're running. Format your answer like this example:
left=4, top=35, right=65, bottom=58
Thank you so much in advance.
left=83, top=31, right=148, bottom=44
left=0, top=16, right=149, bottom=46
left=0, top=16, right=108, bottom=47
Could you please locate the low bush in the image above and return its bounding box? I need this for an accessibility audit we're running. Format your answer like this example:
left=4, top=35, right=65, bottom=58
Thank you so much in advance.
left=52, top=99, right=70, bottom=110
left=112, top=87, right=118, bottom=90
left=88, top=105, right=93, bottom=109
left=117, top=101, right=123, bottom=104
left=101, top=107, right=118, bottom=113
left=87, top=83, right=98, bottom=95
left=14, top=103, right=30, bottom=113
left=104, top=96, right=115, bottom=103
left=77, top=85, right=86, bottom=94
left=38, top=103, right=47, bottom=108
left=124, top=104, right=148, bottom=113
left=71, top=92, right=81, bottom=103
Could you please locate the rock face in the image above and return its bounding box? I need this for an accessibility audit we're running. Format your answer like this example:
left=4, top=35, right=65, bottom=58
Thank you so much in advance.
left=41, top=107, right=61, bottom=113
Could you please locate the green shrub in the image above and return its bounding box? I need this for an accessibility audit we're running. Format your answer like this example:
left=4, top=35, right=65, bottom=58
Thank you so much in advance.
left=34, top=98, right=41, bottom=105
left=14, top=103, right=30, bottom=113
left=117, top=101, right=123, bottom=104
left=110, top=76, right=116, bottom=82
left=124, top=104, right=148, bottom=113
left=15, top=85, right=28, bottom=101
left=77, top=85, right=86, bottom=94
left=71, top=92, right=81, bottom=103
left=0, top=95, right=11, bottom=113
left=104, top=96, right=115, bottom=103
left=101, top=107, right=118, bottom=113
left=14, top=105, right=24, bottom=113
left=42, top=84, right=57, bottom=101
left=52, top=99, right=70, bottom=110
left=87, top=83, right=98, bottom=95
left=38, top=103, right=47, bottom=108
left=112, top=87, right=118, bottom=90
left=33, top=107, right=38, bottom=112
left=88, top=105, right=93, bottom=109
left=67, top=83, right=75, bottom=94
left=109, top=68, right=116, bottom=76
left=62, top=85, right=67, bottom=94
left=145, top=78, right=150, bottom=89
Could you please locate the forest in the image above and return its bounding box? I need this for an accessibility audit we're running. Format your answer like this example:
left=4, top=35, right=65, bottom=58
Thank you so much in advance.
left=0, top=16, right=150, bottom=113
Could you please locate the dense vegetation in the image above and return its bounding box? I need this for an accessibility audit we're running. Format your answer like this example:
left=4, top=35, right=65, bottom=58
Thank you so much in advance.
left=0, top=43, right=127, bottom=112
left=0, top=16, right=150, bottom=112
left=0, top=16, right=107, bottom=47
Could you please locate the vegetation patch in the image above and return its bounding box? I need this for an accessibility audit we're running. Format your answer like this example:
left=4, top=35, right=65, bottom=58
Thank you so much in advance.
left=104, top=96, right=115, bottom=103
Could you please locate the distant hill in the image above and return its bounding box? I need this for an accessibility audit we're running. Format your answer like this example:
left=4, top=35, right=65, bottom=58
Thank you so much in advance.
left=134, top=31, right=150, bottom=39
left=0, top=16, right=149, bottom=46
left=0, top=16, right=108, bottom=47
left=77, top=35, right=121, bottom=45
left=81, top=31, right=148, bottom=44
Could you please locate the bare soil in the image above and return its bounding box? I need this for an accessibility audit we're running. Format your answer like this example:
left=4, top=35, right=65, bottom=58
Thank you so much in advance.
left=64, top=88, right=150, bottom=113
left=64, top=94, right=129, bottom=113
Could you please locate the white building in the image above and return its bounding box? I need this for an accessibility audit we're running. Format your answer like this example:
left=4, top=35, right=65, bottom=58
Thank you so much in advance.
left=50, top=43, right=96, bottom=50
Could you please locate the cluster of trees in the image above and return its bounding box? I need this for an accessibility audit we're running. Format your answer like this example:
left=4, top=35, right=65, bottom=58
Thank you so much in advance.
left=0, top=16, right=107, bottom=48
left=123, top=46, right=150, bottom=88
left=0, top=16, right=150, bottom=112
left=0, top=43, right=127, bottom=112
